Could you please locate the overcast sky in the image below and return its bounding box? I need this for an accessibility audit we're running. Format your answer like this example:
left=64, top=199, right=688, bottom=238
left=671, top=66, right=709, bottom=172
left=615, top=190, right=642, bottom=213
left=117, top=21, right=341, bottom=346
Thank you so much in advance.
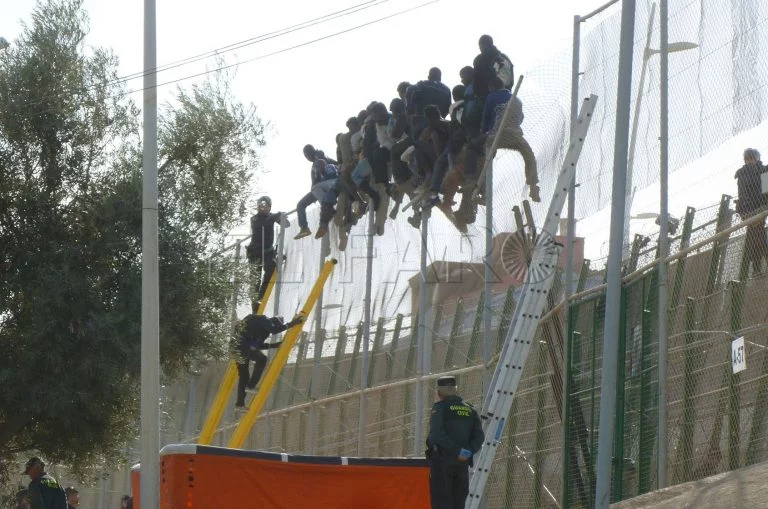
left=2, top=0, right=605, bottom=223
left=3, top=0, right=767, bottom=260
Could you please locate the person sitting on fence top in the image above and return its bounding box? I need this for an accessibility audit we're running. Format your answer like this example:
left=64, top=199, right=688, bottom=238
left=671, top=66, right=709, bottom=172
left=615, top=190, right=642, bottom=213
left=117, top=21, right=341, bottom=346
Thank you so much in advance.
left=397, top=81, right=411, bottom=101
left=406, top=67, right=452, bottom=136
left=389, top=98, right=412, bottom=186
left=459, top=66, right=480, bottom=135
left=294, top=144, right=339, bottom=240
left=234, top=313, right=304, bottom=410
left=339, top=117, right=361, bottom=175
left=464, top=76, right=540, bottom=203
left=353, top=102, right=393, bottom=229
left=735, top=148, right=768, bottom=276
left=422, top=105, right=457, bottom=210
left=334, top=116, right=366, bottom=227
left=473, top=35, right=513, bottom=97
left=449, top=84, right=466, bottom=126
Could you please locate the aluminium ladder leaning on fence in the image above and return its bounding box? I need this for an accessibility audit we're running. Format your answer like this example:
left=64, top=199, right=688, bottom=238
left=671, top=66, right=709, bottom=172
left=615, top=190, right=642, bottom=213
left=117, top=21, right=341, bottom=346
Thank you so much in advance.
left=465, top=95, right=598, bottom=509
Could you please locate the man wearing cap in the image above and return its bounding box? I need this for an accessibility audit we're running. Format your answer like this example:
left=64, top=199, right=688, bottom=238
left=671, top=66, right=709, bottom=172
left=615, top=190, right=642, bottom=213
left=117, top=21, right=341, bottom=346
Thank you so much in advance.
left=23, top=457, right=67, bottom=509
left=64, top=487, right=79, bottom=509
left=246, top=195, right=289, bottom=313
left=426, top=376, right=484, bottom=509
left=233, top=313, right=304, bottom=410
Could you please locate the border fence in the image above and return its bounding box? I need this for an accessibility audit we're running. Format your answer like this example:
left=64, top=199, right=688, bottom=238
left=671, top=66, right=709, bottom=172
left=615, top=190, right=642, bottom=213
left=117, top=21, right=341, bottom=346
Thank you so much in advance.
left=75, top=194, right=768, bottom=509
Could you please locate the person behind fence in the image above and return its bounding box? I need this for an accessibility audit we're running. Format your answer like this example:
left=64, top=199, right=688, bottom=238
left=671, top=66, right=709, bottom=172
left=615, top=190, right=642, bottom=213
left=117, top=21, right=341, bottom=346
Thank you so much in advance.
left=246, top=196, right=288, bottom=312
left=234, top=313, right=304, bottom=410
left=23, top=457, right=67, bottom=509
left=735, top=147, right=768, bottom=275
left=426, top=376, right=484, bottom=509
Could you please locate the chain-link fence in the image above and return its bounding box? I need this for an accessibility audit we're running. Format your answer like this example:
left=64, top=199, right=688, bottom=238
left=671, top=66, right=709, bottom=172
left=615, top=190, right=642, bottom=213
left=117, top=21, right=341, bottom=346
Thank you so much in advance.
left=76, top=192, right=768, bottom=509
left=564, top=196, right=768, bottom=507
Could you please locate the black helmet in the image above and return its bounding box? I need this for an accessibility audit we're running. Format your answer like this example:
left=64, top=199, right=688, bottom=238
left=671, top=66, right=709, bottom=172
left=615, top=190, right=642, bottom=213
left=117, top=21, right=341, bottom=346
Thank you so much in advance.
left=257, top=196, right=272, bottom=207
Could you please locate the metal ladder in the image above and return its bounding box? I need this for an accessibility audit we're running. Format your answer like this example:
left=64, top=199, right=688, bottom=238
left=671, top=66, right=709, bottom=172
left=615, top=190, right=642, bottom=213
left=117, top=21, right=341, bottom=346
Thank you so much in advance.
left=466, top=95, right=598, bottom=508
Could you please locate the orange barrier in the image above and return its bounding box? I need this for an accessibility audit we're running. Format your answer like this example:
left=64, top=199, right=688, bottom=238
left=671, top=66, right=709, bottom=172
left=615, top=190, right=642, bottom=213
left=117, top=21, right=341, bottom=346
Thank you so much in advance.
left=132, top=444, right=430, bottom=509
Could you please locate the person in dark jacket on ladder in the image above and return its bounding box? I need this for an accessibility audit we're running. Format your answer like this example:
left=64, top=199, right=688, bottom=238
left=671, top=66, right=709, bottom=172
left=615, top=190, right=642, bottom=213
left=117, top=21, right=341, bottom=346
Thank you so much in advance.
left=247, top=196, right=288, bottom=313
left=234, top=313, right=304, bottom=410
left=426, top=376, right=484, bottom=509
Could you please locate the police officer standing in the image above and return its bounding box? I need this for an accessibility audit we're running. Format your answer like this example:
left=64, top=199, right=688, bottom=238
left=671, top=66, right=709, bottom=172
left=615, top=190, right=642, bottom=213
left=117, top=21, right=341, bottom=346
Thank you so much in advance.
left=234, top=313, right=304, bottom=410
left=426, top=376, right=484, bottom=509
left=23, top=457, right=67, bottom=509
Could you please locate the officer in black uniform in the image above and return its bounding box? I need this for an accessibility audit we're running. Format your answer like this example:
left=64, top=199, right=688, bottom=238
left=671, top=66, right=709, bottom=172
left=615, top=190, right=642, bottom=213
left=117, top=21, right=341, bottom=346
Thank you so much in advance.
left=426, top=376, right=484, bottom=509
left=246, top=196, right=288, bottom=313
left=234, top=313, right=304, bottom=409
left=23, top=457, right=67, bottom=509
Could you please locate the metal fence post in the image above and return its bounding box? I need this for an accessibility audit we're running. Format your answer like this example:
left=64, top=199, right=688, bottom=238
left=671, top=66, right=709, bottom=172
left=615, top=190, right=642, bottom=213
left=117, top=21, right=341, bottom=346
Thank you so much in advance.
left=596, top=2, right=637, bottom=506
left=415, top=208, right=431, bottom=456
left=445, top=299, right=466, bottom=369
left=360, top=205, right=375, bottom=456
left=727, top=280, right=745, bottom=471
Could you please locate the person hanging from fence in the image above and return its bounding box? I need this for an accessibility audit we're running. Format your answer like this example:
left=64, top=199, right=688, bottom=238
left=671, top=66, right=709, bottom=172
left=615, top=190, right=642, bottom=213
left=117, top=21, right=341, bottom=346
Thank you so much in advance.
left=246, top=196, right=288, bottom=313
left=234, top=313, right=304, bottom=410
left=426, top=376, right=484, bottom=509
left=735, top=147, right=768, bottom=276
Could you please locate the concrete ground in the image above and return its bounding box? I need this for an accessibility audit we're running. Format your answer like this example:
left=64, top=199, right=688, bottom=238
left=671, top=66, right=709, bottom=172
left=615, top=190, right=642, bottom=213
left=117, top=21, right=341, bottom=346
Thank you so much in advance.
left=612, top=462, right=768, bottom=508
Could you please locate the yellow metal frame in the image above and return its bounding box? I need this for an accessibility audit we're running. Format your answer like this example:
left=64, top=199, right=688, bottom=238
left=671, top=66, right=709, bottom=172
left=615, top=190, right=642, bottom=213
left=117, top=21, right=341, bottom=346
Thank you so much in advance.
left=228, top=259, right=337, bottom=449
left=198, top=269, right=278, bottom=445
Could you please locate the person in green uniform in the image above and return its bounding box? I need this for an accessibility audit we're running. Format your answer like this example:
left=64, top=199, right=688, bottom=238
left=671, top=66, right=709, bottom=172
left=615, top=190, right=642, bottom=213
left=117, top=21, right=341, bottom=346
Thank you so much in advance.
left=23, top=457, right=66, bottom=509
left=426, top=376, right=485, bottom=509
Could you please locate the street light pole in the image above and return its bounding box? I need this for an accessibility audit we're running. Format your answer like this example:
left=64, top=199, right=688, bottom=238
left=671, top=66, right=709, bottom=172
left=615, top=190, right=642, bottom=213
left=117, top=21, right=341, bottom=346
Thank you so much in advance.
left=623, top=3, right=657, bottom=261
left=595, top=1, right=636, bottom=508
left=657, top=0, right=670, bottom=489
left=140, top=0, right=160, bottom=507
left=623, top=4, right=697, bottom=261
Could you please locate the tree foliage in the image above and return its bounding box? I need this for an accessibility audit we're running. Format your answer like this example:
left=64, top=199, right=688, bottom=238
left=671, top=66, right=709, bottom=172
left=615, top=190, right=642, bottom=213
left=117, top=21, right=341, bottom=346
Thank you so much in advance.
left=0, top=0, right=265, bottom=478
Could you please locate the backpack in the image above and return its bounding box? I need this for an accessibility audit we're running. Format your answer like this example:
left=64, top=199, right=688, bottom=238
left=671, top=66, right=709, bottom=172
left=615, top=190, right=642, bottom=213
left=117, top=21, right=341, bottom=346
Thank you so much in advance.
left=321, top=162, right=339, bottom=181
left=493, top=53, right=514, bottom=89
